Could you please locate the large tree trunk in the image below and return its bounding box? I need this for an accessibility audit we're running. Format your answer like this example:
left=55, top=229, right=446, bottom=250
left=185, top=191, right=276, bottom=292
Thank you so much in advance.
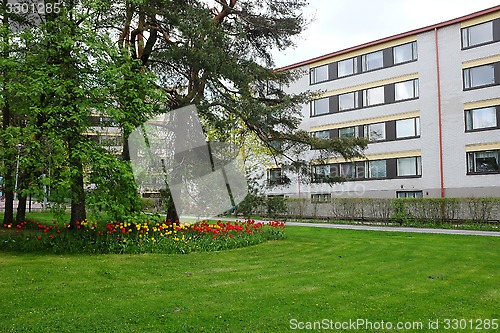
left=69, top=140, right=86, bottom=228
left=15, top=172, right=27, bottom=223
left=1, top=91, right=14, bottom=225
left=166, top=191, right=179, bottom=224
left=122, top=131, right=131, bottom=162
left=2, top=174, right=15, bottom=225
left=16, top=194, right=27, bottom=224
left=70, top=166, right=86, bottom=227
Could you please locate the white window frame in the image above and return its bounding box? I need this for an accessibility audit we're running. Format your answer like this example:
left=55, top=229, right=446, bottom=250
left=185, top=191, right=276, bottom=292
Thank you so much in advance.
left=311, top=97, right=330, bottom=116
left=338, top=126, right=359, bottom=138
left=396, top=117, right=420, bottom=139
left=393, top=41, right=417, bottom=64
left=397, top=156, right=422, bottom=177
left=395, top=79, right=419, bottom=101
left=310, top=64, right=329, bottom=84
left=461, top=21, right=494, bottom=48
left=363, top=86, right=385, bottom=106
left=465, top=107, right=498, bottom=131
left=338, top=91, right=359, bottom=111
left=365, top=122, right=386, bottom=141
left=361, top=50, right=384, bottom=72
left=337, top=57, right=358, bottom=77
left=313, top=130, right=331, bottom=139
left=463, top=64, right=495, bottom=89
left=311, top=193, right=331, bottom=202
left=368, top=160, right=387, bottom=179
left=397, top=191, right=423, bottom=198
left=467, top=150, right=500, bottom=174
left=267, top=168, right=284, bottom=185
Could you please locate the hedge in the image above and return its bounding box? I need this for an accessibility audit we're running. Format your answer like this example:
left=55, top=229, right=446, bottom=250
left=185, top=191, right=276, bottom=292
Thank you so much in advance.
left=253, top=197, right=500, bottom=225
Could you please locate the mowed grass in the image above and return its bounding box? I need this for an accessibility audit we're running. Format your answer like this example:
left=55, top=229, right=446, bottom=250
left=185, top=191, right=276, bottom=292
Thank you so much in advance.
left=0, top=226, right=498, bottom=333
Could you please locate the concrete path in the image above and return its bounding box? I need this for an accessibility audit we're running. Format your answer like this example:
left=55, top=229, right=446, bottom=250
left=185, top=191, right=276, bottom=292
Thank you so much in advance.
left=217, top=217, right=500, bottom=237
left=284, top=221, right=500, bottom=237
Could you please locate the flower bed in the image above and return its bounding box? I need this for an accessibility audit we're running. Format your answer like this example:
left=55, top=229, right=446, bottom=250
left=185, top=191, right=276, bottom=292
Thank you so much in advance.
left=0, top=218, right=286, bottom=254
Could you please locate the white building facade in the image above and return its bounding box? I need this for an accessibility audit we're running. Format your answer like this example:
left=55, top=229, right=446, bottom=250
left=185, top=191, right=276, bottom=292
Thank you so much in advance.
left=266, top=6, right=500, bottom=199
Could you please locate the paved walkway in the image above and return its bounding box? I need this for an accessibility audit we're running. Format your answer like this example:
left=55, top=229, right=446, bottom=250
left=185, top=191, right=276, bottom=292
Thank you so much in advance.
left=217, top=217, right=500, bottom=237
left=284, top=221, right=500, bottom=237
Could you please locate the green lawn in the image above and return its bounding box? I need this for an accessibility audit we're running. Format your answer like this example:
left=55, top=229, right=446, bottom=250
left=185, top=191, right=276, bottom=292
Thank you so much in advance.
left=0, top=212, right=71, bottom=225
left=0, top=227, right=498, bottom=332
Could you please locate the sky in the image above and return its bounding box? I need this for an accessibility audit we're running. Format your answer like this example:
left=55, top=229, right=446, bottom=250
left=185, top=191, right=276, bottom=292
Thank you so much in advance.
left=273, top=0, right=500, bottom=68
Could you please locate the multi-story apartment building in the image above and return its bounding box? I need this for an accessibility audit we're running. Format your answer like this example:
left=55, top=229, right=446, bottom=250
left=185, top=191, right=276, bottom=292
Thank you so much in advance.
left=86, top=114, right=123, bottom=153
left=266, top=5, right=500, bottom=199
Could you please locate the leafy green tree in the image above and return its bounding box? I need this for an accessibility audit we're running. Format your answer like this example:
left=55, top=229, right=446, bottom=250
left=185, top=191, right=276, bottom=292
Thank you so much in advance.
left=1, top=0, right=367, bottom=226
left=0, top=4, right=31, bottom=225
left=0, top=0, right=161, bottom=226
left=111, top=0, right=367, bottom=219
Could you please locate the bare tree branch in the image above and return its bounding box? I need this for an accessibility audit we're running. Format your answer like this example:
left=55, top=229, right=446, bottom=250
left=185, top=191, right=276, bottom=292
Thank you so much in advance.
left=214, top=0, right=237, bottom=22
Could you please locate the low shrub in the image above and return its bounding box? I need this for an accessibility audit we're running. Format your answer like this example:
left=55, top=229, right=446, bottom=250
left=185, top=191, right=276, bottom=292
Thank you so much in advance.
left=281, top=197, right=500, bottom=229
left=391, top=200, right=413, bottom=226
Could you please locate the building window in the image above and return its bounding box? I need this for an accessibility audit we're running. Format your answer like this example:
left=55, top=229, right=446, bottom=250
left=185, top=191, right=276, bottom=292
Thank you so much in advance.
left=368, top=160, right=387, bottom=178
left=338, top=91, right=359, bottom=111
left=463, top=64, right=495, bottom=89
left=397, top=191, right=423, bottom=198
left=267, top=168, right=284, bottom=185
left=461, top=21, right=494, bottom=48
left=363, top=86, right=384, bottom=107
left=311, top=97, right=330, bottom=116
left=467, top=150, right=500, bottom=174
left=393, top=41, right=417, bottom=64
left=340, top=163, right=354, bottom=179
left=340, top=162, right=365, bottom=179
left=89, top=116, right=101, bottom=126
left=338, top=57, right=358, bottom=77
left=465, top=107, right=498, bottom=131
left=397, top=156, right=422, bottom=177
left=311, top=193, right=331, bottom=202
left=328, top=42, right=421, bottom=82
left=89, top=116, right=118, bottom=127
left=313, top=78, right=422, bottom=117
left=312, top=164, right=333, bottom=182
left=270, top=139, right=283, bottom=151
left=395, top=79, right=419, bottom=101
left=310, top=64, right=329, bottom=84
left=338, top=126, right=359, bottom=138
left=365, top=122, right=386, bottom=141
left=396, top=117, right=420, bottom=139
left=313, top=130, right=331, bottom=139
left=101, top=136, right=123, bottom=146
left=88, top=135, right=100, bottom=143
left=266, top=81, right=282, bottom=96
left=362, top=50, right=383, bottom=72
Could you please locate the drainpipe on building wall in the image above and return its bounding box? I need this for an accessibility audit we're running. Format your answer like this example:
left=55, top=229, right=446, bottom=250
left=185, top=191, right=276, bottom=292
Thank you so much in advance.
left=434, top=28, right=445, bottom=200
left=435, top=28, right=446, bottom=221
left=297, top=172, right=301, bottom=198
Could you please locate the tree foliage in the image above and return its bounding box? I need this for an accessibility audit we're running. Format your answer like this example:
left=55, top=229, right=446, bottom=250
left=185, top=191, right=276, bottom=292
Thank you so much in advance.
left=0, top=0, right=367, bottom=225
